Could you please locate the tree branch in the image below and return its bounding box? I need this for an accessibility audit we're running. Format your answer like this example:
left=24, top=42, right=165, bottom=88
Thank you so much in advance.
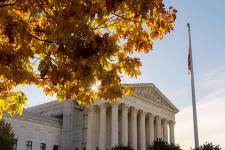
left=112, top=13, right=137, bottom=22
left=0, top=2, right=16, bottom=7
left=42, top=51, right=58, bottom=66
left=93, top=15, right=115, bottom=30
left=28, top=32, right=57, bottom=44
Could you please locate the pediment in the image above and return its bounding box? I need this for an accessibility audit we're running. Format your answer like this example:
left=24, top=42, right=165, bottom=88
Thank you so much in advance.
left=124, top=83, right=179, bottom=113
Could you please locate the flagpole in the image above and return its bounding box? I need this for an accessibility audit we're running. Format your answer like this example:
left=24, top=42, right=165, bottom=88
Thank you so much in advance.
left=187, top=23, right=200, bottom=149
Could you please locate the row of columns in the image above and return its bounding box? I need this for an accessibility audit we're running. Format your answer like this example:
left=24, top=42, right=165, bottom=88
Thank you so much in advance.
left=87, top=103, right=175, bottom=150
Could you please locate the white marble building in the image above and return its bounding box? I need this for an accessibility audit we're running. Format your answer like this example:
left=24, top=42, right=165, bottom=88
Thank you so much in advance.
left=4, top=83, right=179, bottom=150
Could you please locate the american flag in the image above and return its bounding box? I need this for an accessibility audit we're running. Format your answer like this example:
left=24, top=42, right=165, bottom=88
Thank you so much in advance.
left=187, top=23, right=192, bottom=75
left=188, top=48, right=192, bottom=74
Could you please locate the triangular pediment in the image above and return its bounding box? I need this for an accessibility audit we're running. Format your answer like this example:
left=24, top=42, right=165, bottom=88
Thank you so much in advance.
left=124, top=83, right=179, bottom=113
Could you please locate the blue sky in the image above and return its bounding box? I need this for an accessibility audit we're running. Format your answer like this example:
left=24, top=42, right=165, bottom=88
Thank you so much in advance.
left=17, top=0, right=225, bottom=148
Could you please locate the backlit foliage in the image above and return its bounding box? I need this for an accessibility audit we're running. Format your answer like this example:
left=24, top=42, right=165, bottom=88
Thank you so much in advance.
left=0, top=0, right=177, bottom=118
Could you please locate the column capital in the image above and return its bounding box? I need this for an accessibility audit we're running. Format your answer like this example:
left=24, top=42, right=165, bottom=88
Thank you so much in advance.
left=111, top=103, right=119, bottom=108
left=88, top=105, right=98, bottom=112
left=155, top=115, right=162, bottom=120
left=147, top=113, right=154, bottom=118
left=121, top=103, right=129, bottom=110
left=139, top=109, right=146, bottom=116
left=99, top=103, right=108, bottom=110
left=169, top=120, right=176, bottom=125
left=162, top=118, right=168, bottom=123
left=130, top=107, right=138, bottom=113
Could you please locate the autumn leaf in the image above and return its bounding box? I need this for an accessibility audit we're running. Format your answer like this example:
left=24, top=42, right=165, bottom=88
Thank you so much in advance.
left=0, top=0, right=177, bottom=118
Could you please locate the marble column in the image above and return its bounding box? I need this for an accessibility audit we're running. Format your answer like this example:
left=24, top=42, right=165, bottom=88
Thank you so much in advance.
left=111, top=104, right=119, bottom=148
left=99, top=104, right=107, bottom=150
left=163, top=119, right=168, bottom=142
left=155, top=116, right=162, bottom=139
left=169, top=121, right=175, bottom=144
left=148, top=113, right=154, bottom=145
left=87, top=106, right=95, bottom=150
left=130, top=107, right=138, bottom=150
left=121, top=104, right=129, bottom=146
left=139, top=110, right=146, bottom=150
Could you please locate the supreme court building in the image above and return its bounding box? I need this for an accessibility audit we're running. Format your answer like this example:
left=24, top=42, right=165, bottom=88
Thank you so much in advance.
left=4, top=83, right=179, bottom=150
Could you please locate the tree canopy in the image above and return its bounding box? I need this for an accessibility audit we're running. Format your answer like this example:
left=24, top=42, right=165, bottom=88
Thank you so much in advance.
left=148, top=139, right=182, bottom=150
left=0, top=120, right=15, bottom=149
left=192, top=142, right=223, bottom=150
left=0, top=0, right=177, bottom=118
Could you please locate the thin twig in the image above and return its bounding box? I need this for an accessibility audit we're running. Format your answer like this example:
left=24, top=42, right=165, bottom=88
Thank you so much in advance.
left=42, top=51, right=58, bottom=66
left=35, top=0, right=54, bottom=19
left=31, top=57, right=40, bottom=64
left=93, top=15, right=115, bottom=30
left=112, top=13, right=137, bottom=22
left=28, top=32, right=56, bottom=44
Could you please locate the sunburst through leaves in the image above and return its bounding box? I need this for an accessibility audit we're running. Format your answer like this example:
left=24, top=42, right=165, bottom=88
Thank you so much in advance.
left=0, top=0, right=177, bottom=118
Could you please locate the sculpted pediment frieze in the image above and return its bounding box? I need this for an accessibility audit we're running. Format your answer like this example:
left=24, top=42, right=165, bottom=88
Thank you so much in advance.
left=127, top=83, right=178, bottom=112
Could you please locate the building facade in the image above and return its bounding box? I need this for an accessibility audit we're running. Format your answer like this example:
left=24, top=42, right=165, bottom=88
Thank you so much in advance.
left=4, top=83, right=179, bottom=150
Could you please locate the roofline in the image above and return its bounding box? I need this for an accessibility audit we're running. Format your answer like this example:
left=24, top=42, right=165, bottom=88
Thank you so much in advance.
left=151, top=84, right=179, bottom=113
left=25, top=83, right=179, bottom=113
left=132, top=95, right=178, bottom=113
left=4, top=111, right=62, bottom=127
left=123, top=83, right=179, bottom=113
left=26, top=100, right=61, bottom=111
left=122, top=83, right=154, bottom=87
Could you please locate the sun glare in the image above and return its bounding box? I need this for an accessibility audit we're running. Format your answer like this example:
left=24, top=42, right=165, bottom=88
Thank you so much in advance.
left=91, top=81, right=101, bottom=92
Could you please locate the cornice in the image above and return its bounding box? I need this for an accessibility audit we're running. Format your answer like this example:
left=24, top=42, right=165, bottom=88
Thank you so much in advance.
left=132, top=95, right=177, bottom=113
left=4, top=111, right=62, bottom=128
left=26, top=100, right=63, bottom=112
left=122, top=83, right=179, bottom=113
